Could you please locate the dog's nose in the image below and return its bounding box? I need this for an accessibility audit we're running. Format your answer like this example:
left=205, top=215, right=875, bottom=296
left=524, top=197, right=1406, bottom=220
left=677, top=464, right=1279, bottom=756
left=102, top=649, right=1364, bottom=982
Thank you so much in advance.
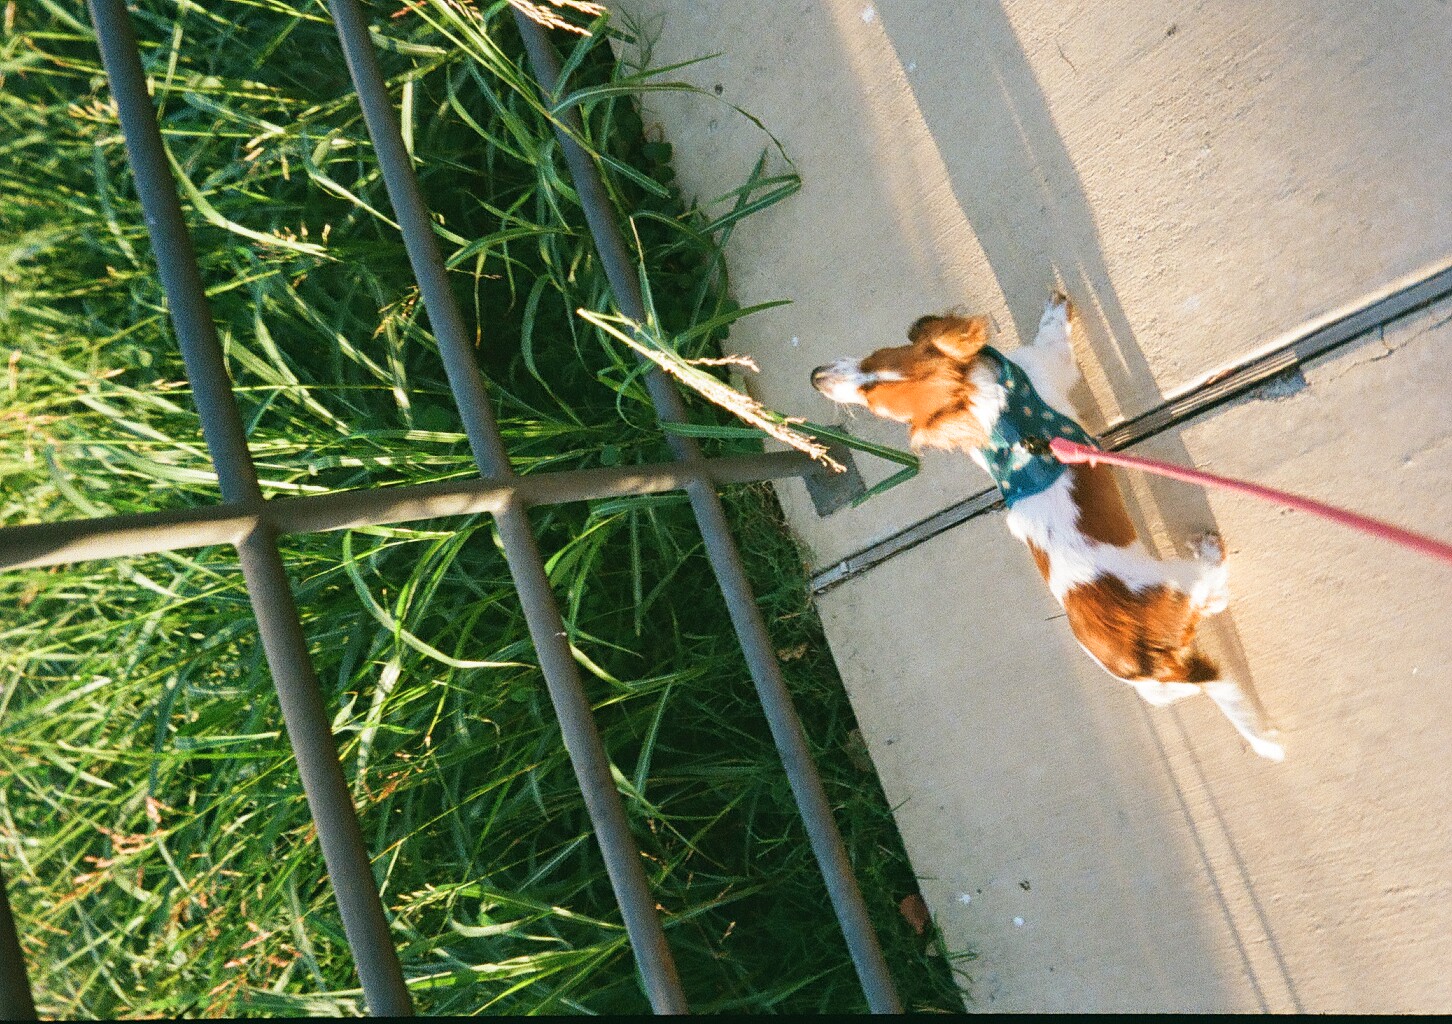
left=810, top=365, right=831, bottom=390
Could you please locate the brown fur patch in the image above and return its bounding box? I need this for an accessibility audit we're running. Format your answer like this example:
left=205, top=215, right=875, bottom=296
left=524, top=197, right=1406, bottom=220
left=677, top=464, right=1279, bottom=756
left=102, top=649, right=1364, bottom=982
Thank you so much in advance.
left=908, top=393, right=991, bottom=451
left=858, top=371, right=960, bottom=427
left=1068, top=465, right=1138, bottom=547
left=1178, top=650, right=1221, bottom=683
left=1025, top=540, right=1052, bottom=580
left=1061, top=575, right=1219, bottom=683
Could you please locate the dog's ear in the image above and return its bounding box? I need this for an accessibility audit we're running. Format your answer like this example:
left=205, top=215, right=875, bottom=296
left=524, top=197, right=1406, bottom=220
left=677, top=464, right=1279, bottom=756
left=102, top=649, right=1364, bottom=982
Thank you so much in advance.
left=910, top=314, right=989, bottom=361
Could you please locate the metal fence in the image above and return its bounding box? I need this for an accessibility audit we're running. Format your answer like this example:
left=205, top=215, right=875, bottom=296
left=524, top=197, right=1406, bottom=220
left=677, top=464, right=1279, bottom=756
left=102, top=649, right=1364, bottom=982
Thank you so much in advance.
left=0, top=1, right=902, bottom=1015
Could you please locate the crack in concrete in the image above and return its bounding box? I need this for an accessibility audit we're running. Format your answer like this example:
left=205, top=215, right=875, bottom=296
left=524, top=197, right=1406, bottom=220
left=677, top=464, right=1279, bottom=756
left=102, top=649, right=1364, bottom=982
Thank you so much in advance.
left=1316, top=318, right=1431, bottom=386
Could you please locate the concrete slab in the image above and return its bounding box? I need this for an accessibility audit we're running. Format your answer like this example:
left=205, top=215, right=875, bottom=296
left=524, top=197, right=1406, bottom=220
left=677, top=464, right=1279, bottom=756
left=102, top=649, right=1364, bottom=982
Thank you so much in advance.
left=816, top=298, right=1452, bottom=1011
left=606, top=0, right=1452, bottom=1010
left=610, top=0, right=1452, bottom=568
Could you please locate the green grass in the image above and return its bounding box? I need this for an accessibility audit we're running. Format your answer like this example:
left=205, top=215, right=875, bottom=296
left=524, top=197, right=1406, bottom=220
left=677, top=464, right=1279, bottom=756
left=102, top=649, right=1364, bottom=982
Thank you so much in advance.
left=0, top=0, right=967, bottom=1015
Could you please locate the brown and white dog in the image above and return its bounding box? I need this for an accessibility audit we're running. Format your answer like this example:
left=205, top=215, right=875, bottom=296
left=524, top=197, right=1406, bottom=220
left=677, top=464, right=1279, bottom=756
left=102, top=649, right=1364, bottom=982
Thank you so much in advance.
left=811, top=292, right=1283, bottom=760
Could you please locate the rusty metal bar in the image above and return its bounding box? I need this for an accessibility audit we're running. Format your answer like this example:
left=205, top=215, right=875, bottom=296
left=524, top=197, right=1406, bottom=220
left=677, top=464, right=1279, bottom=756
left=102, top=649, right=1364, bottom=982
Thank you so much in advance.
left=0, top=865, right=36, bottom=1021
left=0, top=450, right=813, bottom=573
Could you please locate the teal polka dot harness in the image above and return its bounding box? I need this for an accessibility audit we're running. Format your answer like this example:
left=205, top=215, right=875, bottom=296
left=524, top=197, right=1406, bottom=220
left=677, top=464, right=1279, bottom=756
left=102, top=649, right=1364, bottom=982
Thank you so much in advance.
left=977, top=346, right=1099, bottom=508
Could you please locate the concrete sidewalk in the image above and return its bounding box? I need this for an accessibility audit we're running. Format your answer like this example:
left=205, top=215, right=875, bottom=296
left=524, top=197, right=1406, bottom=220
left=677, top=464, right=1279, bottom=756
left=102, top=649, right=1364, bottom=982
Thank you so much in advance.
left=611, top=1, right=1452, bottom=1011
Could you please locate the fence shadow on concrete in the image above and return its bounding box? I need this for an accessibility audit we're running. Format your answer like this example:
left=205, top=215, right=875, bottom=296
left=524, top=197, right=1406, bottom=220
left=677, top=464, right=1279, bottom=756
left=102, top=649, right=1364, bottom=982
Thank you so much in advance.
left=861, top=2, right=1303, bottom=1011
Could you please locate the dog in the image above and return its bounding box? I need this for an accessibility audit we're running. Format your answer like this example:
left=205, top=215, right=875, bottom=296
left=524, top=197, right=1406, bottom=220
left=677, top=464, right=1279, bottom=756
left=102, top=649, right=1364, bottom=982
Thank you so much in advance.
left=811, top=292, right=1283, bottom=761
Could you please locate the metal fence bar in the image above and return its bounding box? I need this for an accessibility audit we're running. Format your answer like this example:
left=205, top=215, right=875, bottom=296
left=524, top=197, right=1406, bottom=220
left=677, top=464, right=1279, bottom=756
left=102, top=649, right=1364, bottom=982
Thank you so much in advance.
left=325, top=0, right=688, bottom=1012
left=512, top=15, right=905, bottom=1014
left=0, top=866, right=36, bottom=1021
left=83, top=0, right=412, bottom=1014
left=0, top=450, right=812, bottom=573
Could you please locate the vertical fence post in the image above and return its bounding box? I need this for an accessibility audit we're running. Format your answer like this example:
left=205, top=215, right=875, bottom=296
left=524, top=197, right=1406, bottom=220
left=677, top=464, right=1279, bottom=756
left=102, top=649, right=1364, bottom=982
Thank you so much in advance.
left=83, top=0, right=411, bottom=1013
left=512, top=14, right=904, bottom=1014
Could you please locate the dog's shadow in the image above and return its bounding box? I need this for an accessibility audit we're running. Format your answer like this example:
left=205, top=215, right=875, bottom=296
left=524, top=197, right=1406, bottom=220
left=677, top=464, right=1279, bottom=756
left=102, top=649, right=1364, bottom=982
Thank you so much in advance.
left=873, top=2, right=1302, bottom=1009
left=874, top=2, right=1274, bottom=733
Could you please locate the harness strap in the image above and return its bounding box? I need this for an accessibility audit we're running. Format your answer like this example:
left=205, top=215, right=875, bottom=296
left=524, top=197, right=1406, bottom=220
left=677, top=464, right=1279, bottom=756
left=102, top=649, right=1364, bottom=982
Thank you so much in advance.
left=978, top=346, right=1099, bottom=507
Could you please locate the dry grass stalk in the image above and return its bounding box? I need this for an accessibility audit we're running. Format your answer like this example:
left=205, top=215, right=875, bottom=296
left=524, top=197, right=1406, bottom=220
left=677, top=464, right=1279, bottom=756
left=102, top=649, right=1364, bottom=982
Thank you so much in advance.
left=578, top=309, right=845, bottom=473
left=508, top=0, right=606, bottom=35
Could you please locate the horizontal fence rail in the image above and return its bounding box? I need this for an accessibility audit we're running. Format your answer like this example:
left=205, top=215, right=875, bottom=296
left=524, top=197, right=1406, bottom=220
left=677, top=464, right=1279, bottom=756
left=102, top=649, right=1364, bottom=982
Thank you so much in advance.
left=0, top=3, right=903, bottom=1018
left=0, top=451, right=813, bottom=573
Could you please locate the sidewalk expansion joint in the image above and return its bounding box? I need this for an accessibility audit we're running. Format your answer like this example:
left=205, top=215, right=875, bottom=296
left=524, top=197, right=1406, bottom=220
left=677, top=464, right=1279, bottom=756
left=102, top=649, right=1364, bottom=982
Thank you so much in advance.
left=809, top=258, right=1452, bottom=595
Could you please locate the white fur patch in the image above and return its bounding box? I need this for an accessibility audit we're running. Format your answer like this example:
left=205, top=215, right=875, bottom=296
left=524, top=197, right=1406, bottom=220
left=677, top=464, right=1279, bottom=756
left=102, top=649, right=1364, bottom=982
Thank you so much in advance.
left=965, top=358, right=1006, bottom=435
left=1203, top=681, right=1285, bottom=761
left=1003, top=474, right=1168, bottom=602
left=1132, top=680, right=1203, bottom=706
left=813, top=359, right=903, bottom=405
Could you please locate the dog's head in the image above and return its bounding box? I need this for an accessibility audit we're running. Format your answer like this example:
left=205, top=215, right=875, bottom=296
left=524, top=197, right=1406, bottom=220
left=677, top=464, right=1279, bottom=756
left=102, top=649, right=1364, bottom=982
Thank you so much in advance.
left=810, top=313, right=994, bottom=451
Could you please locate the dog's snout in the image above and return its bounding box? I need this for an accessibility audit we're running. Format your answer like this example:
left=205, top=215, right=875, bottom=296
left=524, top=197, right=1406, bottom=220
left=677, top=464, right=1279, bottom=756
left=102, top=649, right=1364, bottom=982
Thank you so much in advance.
left=811, top=358, right=871, bottom=405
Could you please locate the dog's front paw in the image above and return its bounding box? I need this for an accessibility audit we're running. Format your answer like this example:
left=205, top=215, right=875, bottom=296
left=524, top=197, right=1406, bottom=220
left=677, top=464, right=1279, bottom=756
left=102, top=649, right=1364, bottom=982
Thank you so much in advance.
left=1037, top=291, right=1073, bottom=344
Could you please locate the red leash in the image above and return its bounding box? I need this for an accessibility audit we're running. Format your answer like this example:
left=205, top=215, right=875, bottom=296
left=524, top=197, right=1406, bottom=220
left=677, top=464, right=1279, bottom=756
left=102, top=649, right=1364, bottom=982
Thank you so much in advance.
left=1049, top=437, right=1452, bottom=568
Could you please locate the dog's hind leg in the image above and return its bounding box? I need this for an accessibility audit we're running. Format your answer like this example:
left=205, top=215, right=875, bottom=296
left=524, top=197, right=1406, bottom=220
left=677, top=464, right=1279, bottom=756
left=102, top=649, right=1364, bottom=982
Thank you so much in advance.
left=1187, top=533, right=1231, bottom=614
left=1131, top=679, right=1203, bottom=706
left=1202, top=680, right=1284, bottom=761
left=1145, top=646, right=1282, bottom=761
left=1149, top=534, right=1231, bottom=615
